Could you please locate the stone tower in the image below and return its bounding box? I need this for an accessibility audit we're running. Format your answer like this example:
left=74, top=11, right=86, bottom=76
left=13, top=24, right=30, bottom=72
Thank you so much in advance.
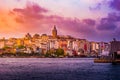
left=52, top=25, right=57, bottom=38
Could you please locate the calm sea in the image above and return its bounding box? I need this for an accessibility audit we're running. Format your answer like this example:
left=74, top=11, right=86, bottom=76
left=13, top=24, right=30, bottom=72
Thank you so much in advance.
left=0, top=58, right=120, bottom=80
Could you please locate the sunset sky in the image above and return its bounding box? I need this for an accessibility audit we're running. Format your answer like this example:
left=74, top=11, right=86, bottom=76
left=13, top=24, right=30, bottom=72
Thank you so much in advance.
left=0, top=0, right=120, bottom=41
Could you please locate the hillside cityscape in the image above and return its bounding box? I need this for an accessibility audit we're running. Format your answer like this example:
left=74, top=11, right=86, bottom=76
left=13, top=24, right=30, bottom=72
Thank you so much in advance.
left=1, top=1, right=120, bottom=80
left=0, top=25, right=110, bottom=57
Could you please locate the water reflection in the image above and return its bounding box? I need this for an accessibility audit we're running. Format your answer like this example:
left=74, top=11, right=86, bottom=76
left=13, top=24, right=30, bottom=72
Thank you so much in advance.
left=0, top=58, right=119, bottom=80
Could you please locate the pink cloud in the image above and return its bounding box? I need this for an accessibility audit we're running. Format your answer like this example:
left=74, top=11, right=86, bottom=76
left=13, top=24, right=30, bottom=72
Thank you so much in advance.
left=10, top=2, right=98, bottom=40
left=0, top=1, right=119, bottom=41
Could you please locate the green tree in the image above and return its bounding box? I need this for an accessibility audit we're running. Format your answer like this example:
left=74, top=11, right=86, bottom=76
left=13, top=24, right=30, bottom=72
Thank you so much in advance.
left=45, top=50, right=52, bottom=57
left=55, top=48, right=64, bottom=57
left=17, top=45, right=25, bottom=49
left=2, top=46, right=11, bottom=50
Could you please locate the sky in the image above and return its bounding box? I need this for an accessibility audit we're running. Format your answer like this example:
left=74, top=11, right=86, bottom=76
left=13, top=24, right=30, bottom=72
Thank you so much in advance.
left=0, top=0, right=120, bottom=42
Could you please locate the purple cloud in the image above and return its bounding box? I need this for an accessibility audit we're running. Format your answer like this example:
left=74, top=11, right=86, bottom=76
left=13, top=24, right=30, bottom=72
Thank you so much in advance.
left=107, top=12, right=120, bottom=22
left=89, top=3, right=102, bottom=11
left=13, top=2, right=48, bottom=18
left=97, top=22, right=116, bottom=31
left=11, top=2, right=98, bottom=40
left=97, top=13, right=118, bottom=31
left=8, top=1, right=120, bottom=41
left=110, top=0, right=120, bottom=11
left=82, top=19, right=96, bottom=26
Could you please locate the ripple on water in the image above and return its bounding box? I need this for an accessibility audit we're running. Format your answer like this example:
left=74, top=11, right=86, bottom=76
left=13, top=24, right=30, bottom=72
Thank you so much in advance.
left=0, top=58, right=119, bottom=80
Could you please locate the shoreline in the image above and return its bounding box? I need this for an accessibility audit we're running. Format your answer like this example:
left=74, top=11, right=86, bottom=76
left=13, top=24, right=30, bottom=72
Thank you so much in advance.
left=0, top=56, right=96, bottom=58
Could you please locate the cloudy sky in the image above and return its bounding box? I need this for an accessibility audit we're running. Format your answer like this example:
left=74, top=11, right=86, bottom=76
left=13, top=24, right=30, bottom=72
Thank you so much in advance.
left=0, top=0, right=120, bottom=42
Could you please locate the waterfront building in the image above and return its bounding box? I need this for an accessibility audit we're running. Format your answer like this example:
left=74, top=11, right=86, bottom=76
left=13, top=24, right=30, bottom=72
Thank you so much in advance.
left=49, top=39, right=59, bottom=49
left=90, top=42, right=100, bottom=56
left=32, top=39, right=41, bottom=48
left=16, top=39, right=24, bottom=46
left=5, top=40, right=15, bottom=47
left=0, top=25, right=109, bottom=56
left=58, top=39, right=67, bottom=50
left=90, top=42, right=99, bottom=51
left=41, top=34, right=49, bottom=42
left=0, top=39, right=5, bottom=49
left=33, top=34, right=40, bottom=39
left=73, top=40, right=79, bottom=51
left=34, top=47, right=42, bottom=54
left=23, top=39, right=32, bottom=47
left=67, top=40, right=73, bottom=50
left=24, top=47, right=32, bottom=54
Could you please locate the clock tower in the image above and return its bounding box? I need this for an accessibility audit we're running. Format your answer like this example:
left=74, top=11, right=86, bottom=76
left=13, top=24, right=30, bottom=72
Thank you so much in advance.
left=52, top=25, right=57, bottom=38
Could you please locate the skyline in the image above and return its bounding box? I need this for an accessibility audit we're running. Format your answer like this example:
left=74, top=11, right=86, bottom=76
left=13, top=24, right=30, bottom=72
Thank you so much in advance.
left=0, top=0, right=120, bottom=41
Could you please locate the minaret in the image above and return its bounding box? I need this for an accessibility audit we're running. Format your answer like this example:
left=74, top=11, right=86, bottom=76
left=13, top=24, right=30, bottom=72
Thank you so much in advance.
left=52, top=25, right=57, bottom=38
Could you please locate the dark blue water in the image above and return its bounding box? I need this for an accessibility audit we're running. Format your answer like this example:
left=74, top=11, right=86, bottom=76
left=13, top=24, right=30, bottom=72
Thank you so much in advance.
left=0, top=58, right=119, bottom=80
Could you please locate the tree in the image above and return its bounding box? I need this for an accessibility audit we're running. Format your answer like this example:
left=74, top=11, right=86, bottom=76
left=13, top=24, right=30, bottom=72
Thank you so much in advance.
left=55, top=48, right=64, bottom=57
left=17, top=45, right=25, bottom=49
left=2, top=46, right=11, bottom=50
left=45, top=50, right=52, bottom=57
